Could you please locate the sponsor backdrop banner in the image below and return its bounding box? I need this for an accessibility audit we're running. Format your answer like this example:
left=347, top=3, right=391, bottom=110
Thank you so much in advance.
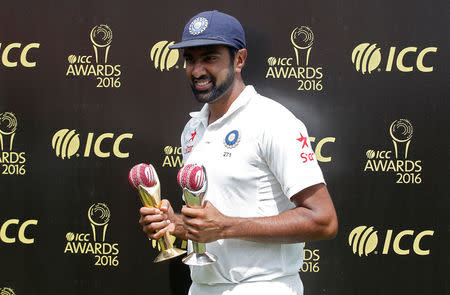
left=0, top=1, right=448, bottom=295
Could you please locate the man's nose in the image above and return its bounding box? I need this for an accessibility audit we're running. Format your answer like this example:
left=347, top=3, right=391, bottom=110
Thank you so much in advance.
left=191, top=61, right=207, bottom=78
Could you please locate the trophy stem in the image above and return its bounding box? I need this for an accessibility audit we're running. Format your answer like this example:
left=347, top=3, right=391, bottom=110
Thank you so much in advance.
left=193, top=242, right=205, bottom=254
left=158, top=234, right=169, bottom=251
left=182, top=188, right=217, bottom=266
left=9, top=133, right=15, bottom=150
left=93, top=46, right=99, bottom=63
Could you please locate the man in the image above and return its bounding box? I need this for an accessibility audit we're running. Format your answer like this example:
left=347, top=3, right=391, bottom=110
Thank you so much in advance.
left=139, top=10, right=338, bottom=295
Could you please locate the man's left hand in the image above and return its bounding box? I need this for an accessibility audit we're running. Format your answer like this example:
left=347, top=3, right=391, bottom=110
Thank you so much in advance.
left=181, top=201, right=227, bottom=243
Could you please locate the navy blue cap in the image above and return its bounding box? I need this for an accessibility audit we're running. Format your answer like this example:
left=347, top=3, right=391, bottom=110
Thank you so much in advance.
left=169, top=10, right=246, bottom=50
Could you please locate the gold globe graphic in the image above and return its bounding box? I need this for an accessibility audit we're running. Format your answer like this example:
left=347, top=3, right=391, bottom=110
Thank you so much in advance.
left=349, top=226, right=378, bottom=257
left=0, top=112, right=17, bottom=135
left=68, top=55, right=77, bottom=64
left=390, top=119, right=413, bottom=142
left=150, top=41, right=180, bottom=71
left=88, top=203, right=111, bottom=226
left=164, top=145, right=174, bottom=155
left=66, top=232, right=75, bottom=241
left=366, top=150, right=375, bottom=159
left=291, top=26, right=314, bottom=49
left=90, top=25, right=113, bottom=47
left=351, top=43, right=382, bottom=74
left=51, top=129, right=80, bottom=159
left=0, top=288, right=15, bottom=295
left=267, top=57, right=277, bottom=66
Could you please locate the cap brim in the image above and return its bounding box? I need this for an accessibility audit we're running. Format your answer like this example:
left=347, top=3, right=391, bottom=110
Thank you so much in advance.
left=169, top=39, right=236, bottom=49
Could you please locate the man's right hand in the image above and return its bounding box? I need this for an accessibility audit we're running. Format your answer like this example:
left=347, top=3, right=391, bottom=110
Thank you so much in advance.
left=139, top=199, right=175, bottom=240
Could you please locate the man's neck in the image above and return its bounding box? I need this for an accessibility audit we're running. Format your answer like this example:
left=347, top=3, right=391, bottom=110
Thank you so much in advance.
left=208, top=81, right=246, bottom=125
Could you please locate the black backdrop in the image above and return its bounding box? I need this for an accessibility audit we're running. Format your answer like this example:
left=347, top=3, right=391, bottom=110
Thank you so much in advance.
left=0, top=1, right=448, bottom=294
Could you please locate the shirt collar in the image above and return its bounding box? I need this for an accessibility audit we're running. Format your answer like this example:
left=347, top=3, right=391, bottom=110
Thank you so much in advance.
left=189, top=85, right=256, bottom=127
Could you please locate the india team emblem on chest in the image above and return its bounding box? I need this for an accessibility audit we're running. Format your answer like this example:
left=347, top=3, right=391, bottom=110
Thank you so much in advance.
left=224, top=130, right=241, bottom=149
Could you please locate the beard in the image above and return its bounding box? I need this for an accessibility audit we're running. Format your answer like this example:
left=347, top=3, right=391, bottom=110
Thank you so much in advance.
left=190, top=65, right=235, bottom=104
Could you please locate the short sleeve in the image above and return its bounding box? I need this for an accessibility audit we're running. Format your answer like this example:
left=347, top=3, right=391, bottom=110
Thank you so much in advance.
left=180, top=117, right=202, bottom=163
left=259, top=111, right=325, bottom=199
left=180, top=123, right=189, bottom=163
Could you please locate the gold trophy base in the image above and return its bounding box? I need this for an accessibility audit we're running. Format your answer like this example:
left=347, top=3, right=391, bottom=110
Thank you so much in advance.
left=182, top=252, right=217, bottom=266
left=154, top=247, right=186, bottom=263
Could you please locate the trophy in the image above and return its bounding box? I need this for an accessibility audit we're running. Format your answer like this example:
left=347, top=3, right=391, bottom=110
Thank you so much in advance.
left=129, top=163, right=186, bottom=263
left=88, top=203, right=110, bottom=242
left=290, top=26, right=314, bottom=66
left=0, top=112, right=18, bottom=151
left=90, top=24, right=113, bottom=63
left=177, top=164, right=217, bottom=266
left=389, top=119, right=413, bottom=159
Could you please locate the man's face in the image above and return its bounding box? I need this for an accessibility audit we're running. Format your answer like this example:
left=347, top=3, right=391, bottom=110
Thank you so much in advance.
left=183, top=45, right=235, bottom=103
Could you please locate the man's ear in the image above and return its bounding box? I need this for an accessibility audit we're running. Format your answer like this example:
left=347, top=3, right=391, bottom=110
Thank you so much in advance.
left=235, top=49, right=247, bottom=73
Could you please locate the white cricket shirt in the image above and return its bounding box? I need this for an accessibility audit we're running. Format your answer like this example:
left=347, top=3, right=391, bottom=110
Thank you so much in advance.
left=181, top=85, right=325, bottom=294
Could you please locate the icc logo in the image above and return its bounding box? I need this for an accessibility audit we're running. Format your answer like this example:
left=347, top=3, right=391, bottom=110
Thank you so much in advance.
left=0, top=42, right=39, bottom=67
left=352, top=43, right=438, bottom=74
left=366, top=119, right=414, bottom=160
left=265, top=26, right=322, bottom=91
left=150, top=41, right=185, bottom=71
left=363, top=118, right=422, bottom=184
left=0, top=112, right=17, bottom=151
left=267, top=26, right=315, bottom=67
left=63, top=203, right=119, bottom=266
left=51, top=129, right=133, bottom=159
left=0, top=219, right=38, bottom=244
left=348, top=225, right=434, bottom=256
left=65, top=24, right=121, bottom=88
left=162, top=145, right=183, bottom=167
left=0, top=112, right=26, bottom=175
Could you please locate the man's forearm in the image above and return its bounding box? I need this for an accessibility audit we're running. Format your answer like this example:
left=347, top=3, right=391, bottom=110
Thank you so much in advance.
left=180, top=184, right=338, bottom=244
left=220, top=184, right=338, bottom=243
left=220, top=206, right=337, bottom=243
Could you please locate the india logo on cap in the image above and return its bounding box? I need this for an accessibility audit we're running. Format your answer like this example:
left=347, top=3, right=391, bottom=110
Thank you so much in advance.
left=189, top=17, right=208, bottom=35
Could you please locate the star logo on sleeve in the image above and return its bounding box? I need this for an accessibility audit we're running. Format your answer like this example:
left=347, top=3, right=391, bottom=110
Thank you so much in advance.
left=190, top=130, right=197, bottom=142
left=297, top=132, right=309, bottom=149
